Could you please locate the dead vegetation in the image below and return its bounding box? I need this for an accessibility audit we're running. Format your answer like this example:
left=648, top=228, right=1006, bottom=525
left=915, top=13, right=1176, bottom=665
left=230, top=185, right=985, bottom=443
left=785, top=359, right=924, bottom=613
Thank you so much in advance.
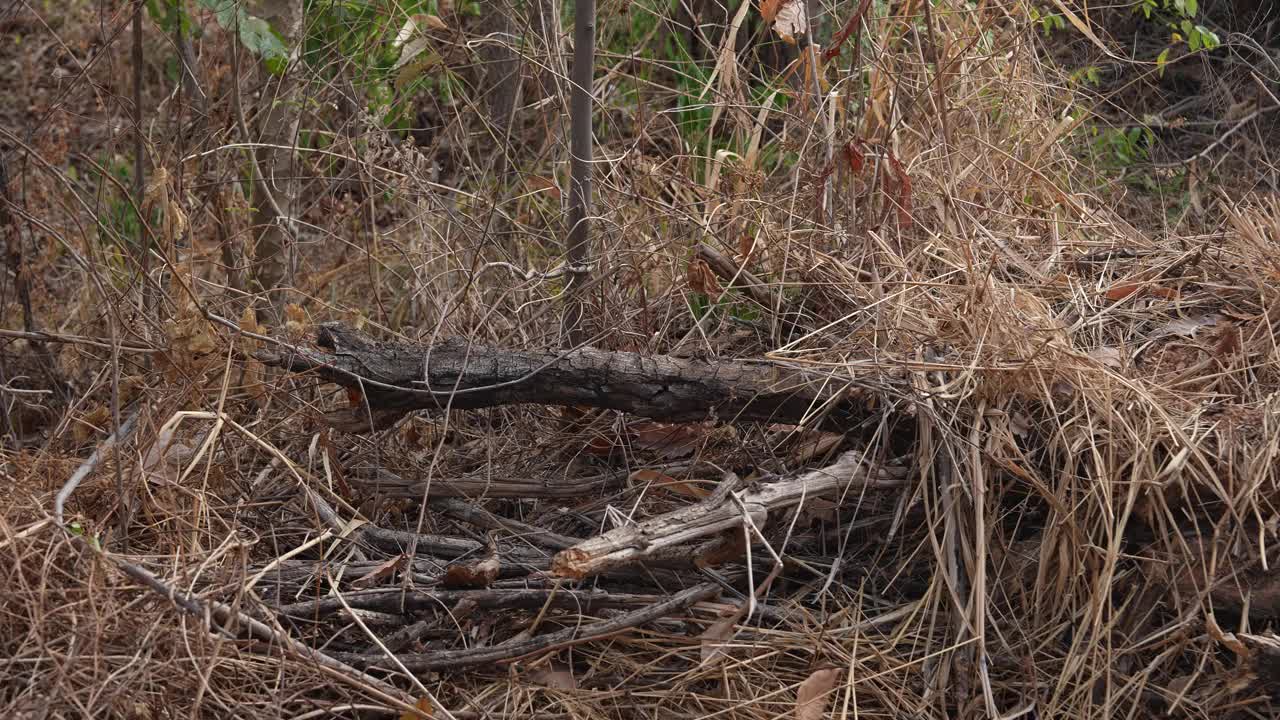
left=2, top=1, right=1279, bottom=718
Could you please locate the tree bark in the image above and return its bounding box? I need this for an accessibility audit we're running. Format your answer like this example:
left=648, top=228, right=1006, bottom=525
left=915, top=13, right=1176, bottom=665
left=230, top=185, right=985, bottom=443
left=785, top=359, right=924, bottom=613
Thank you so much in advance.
left=247, top=0, right=304, bottom=303
left=260, top=323, right=884, bottom=433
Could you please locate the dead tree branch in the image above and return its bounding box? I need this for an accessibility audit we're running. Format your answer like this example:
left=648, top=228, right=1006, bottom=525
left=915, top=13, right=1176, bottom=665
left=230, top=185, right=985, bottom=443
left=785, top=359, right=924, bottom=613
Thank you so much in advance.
left=551, top=449, right=906, bottom=578
left=260, top=323, right=886, bottom=433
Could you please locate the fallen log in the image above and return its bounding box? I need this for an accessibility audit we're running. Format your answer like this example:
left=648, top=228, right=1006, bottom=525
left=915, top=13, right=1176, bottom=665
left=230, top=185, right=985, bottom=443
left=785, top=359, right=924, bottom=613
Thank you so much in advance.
left=259, top=323, right=884, bottom=433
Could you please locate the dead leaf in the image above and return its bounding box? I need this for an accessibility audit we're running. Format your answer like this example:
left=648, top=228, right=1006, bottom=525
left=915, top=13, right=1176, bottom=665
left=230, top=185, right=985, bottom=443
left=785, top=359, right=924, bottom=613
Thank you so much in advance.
left=1105, top=281, right=1177, bottom=302
left=842, top=140, right=865, bottom=174
left=73, top=405, right=110, bottom=445
left=1104, top=282, right=1142, bottom=301
left=1158, top=314, right=1221, bottom=338
left=631, top=421, right=708, bottom=459
left=529, top=662, right=577, bottom=690
left=790, top=431, right=844, bottom=464
left=629, top=468, right=712, bottom=498
left=283, top=303, right=308, bottom=341
left=771, top=0, right=808, bottom=44
left=400, top=697, right=433, bottom=720
left=1213, top=323, right=1241, bottom=358
left=694, top=527, right=748, bottom=568
left=442, top=535, right=500, bottom=588
left=886, top=151, right=912, bottom=228
left=583, top=434, right=617, bottom=456
left=795, top=667, right=843, bottom=720
left=393, top=13, right=448, bottom=49
left=687, top=258, right=724, bottom=300
left=699, top=612, right=740, bottom=666
left=1087, top=346, right=1124, bottom=368
left=351, top=553, right=407, bottom=588
left=526, top=175, right=562, bottom=201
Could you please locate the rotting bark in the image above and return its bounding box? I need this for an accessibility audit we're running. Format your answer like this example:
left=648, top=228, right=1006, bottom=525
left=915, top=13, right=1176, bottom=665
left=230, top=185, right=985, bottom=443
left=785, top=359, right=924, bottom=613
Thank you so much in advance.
left=359, top=526, right=549, bottom=572
left=331, top=582, right=718, bottom=671
left=275, top=585, right=696, bottom=620
left=354, top=461, right=701, bottom=499
left=260, top=323, right=885, bottom=433
left=551, top=450, right=906, bottom=579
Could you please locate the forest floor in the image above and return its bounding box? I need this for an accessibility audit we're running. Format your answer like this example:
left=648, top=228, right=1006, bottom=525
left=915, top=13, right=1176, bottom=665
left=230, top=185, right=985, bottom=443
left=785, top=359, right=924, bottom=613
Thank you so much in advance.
left=2, top=2, right=1279, bottom=718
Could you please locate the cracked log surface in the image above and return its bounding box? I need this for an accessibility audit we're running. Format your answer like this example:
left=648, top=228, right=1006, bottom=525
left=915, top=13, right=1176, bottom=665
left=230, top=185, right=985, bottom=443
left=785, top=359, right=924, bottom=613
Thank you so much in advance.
left=261, top=323, right=880, bottom=432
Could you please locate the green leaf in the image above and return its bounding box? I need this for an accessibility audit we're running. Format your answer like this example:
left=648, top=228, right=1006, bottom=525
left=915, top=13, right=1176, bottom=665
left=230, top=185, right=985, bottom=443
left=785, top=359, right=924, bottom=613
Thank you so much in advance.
left=1185, top=0, right=1197, bottom=17
left=1156, top=47, right=1169, bottom=77
left=237, top=13, right=287, bottom=60
left=198, top=0, right=236, bottom=27
left=1196, top=26, right=1219, bottom=50
left=196, top=0, right=288, bottom=64
left=1188, top=30, right=1200, bottom=52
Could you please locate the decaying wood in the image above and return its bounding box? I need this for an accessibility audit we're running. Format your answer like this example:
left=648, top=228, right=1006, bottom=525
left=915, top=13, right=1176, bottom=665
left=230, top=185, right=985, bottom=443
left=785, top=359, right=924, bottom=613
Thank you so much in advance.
left=433, top=498, right=582, bottom=551
left=276, top=585, right=702, bottom=620
left=332, top=582, right=719, bottom=671
left=694, top=242, right=774, bottom=309
left=354, top=461, right=701, bottom=499
left=360, top=526, right=549, bottom=571
left=551, top=450, right=906, bottom=579
left=358, top=466, right=625, bottom=499
left=260, top=323, right=884, bottom=433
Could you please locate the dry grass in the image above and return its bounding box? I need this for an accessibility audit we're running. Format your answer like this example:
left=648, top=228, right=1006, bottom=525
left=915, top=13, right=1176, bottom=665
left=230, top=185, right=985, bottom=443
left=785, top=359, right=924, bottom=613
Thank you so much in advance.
left=2, top=1, right=1278, bottom=718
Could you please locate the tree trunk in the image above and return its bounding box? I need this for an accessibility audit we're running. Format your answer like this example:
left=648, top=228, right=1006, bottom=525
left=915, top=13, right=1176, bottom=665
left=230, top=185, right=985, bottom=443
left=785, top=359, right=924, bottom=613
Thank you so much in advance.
left=247, top=0, right=304, bottom=306
left=564, top=0, right=595, bottom=346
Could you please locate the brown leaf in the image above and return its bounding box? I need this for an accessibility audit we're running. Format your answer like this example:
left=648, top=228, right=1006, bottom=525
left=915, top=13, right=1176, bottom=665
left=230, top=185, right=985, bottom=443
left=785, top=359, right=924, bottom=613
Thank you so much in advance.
left=823, top=0, right=873, bottom=62
left=583, top=434, right=616, bottom=456
left=842, top=140, right=865, bottom=174
left=73, top=405, right=110, bottom=445
left=630, top=468, right=713, bottom=498
left=351, top=553, right=407, bottom=588
left=400, top=697, right=433, bottom=720
left=1087, top=346, right=1124, bottom=368
left=529, top=662, right=577, bottom=690
left=795, top=668, right=843, bottom=719
left=886, top=152, right=912, bottom=228
left=1104, top=281, right=1177, bottom=302
left=1104, top=282, right=1141, bottom=301
left=771, top=0, right=808, bottom=44
left=790, top=431, right=845, bottom=464
left=441, top=536, right=500, bottom=588
left=526, top=175, right=562, bottom=201
left=1213, top=323, right=1241, bottom=358
left=694, top=527, right=748, bottom=568
left=699, top=613, right=740, bottom=666
left=630, top=420, right=707, bottom=459
left=687, top=259, right=724, bottom=300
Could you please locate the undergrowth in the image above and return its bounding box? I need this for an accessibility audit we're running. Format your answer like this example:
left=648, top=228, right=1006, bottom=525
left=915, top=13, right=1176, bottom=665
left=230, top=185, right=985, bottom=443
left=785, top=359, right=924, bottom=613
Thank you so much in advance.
left=1, top=0, right=1278, bottom=718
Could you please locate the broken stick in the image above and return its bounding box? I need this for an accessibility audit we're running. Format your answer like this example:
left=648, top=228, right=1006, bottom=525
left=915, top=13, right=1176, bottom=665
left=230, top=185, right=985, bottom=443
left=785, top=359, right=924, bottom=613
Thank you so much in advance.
left=551, top=450, right=905, bottom=579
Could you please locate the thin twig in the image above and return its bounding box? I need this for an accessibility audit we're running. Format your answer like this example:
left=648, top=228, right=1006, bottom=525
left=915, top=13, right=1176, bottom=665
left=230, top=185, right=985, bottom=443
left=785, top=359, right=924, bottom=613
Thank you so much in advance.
left=54, top=409, right=140, bottom=526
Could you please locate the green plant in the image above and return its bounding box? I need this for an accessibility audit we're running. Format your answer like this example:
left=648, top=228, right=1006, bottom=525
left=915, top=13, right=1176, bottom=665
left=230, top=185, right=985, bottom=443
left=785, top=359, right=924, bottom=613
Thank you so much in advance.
left=1090, top=125, right=1154, bottom=168
left=1136, top=0, right=1220, bottom=72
